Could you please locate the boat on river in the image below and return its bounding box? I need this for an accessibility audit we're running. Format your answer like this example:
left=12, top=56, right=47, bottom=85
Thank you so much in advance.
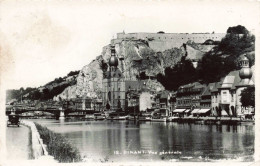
left=168, top=116, right=179, bottom=122
left=127, top=114, right=138, bottom=121
left=106, top=112, right=128, bottom=120
left=138, top=116, right=152, bottom=121
left=85, top=114, right=94, bottom=120
left=93, top=113, right=105, bottom=120
left=151, top=117, right=168, bottom=122
left=151, top=109, right=168, bottom=122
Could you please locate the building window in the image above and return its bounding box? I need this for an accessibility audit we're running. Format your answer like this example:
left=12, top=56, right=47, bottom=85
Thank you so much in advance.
left=108, top=91, right=111, bottom=101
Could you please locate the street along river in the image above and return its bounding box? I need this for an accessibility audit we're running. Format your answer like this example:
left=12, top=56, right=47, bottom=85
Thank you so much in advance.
left=30, top=119, right=254, bottom=162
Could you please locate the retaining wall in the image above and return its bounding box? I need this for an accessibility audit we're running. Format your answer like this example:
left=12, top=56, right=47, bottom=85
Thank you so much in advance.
left=21, top=120, right=56, bottom=162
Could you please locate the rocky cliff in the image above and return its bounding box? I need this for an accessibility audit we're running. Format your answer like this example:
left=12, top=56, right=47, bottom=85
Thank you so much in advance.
left=54, top=39, right=213, bottom=101
left=53, top=57, right=103, bottom=100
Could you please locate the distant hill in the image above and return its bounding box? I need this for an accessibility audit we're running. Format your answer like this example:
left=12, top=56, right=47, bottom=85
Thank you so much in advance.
left=6, top=70, right=80, bottom=102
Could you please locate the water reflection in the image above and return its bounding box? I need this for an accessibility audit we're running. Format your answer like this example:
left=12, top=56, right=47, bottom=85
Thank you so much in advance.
left=32, top=119, right=254, bottom=162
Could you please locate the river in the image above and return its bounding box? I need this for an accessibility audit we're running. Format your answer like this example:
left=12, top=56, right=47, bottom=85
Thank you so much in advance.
left=30, top=119, right=254, bottom=162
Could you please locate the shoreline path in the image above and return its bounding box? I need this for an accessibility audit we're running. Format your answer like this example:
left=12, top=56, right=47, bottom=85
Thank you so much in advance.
left=6, top=125, right=32, bottom=160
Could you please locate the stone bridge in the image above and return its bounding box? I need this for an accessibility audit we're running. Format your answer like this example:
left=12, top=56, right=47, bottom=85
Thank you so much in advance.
left=6, top=105, right=100, bottom=119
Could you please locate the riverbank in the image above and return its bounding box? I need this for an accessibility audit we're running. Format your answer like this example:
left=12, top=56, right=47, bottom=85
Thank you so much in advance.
left=20, top=121, right=57, bottom=162
left=23, top=116, right=254, bottom=126
left=34, top=122, right=82, bottom=163
left=170, top=116, right=254, bottom=125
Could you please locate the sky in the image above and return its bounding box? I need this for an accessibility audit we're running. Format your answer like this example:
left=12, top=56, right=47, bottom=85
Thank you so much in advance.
left=0, top=0, right=259, bottom=90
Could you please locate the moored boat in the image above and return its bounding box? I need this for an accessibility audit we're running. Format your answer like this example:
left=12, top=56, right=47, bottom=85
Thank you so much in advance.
left=168, top=116, right=179, bottom=122
left=127, top=114, right=138, bottom=121
left=151, top=117, right=167, bottom=122
left=93, top=113, right=105, bottom=120
left=138, top=116, right=151, bottom=121
left=85, top=114, right=94, bottom=120
left=107, top=112, right=127, bottom=120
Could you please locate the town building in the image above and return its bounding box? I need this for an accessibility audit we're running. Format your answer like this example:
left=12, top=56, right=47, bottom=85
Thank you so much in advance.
left=153, top=91, right=170, bottom=109
left=200, top=83, right=214, bottom=109
left=174, top=82, right=207, bottom=115
left=139, top=91, right=153, bottom=112
left=210, top=55, right=254, bottom=117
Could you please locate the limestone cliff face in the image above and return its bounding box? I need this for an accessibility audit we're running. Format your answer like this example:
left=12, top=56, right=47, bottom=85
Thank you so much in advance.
left=54, top=57, right=103, bottom=100
left=54, top=39, right=210, bottom=101
left=114, top=39, right=187, bottom=77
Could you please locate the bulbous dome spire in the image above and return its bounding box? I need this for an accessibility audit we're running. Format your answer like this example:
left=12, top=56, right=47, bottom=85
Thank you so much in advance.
left=109, top=45, right=118, bottom=67
left=239, top=68, right=252, bottom=79
left=238, top=55, right=254, bottom=86
left=239, top=56, right=252, bottom=79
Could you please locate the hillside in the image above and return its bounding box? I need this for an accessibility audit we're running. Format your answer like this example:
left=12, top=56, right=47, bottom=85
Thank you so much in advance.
left=6, top=70, right=80, bottom=102
left=157, top=26, right=255, bottom=91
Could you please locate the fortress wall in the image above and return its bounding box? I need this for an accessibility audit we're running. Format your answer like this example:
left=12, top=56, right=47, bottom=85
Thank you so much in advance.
left=114, top=32, right=226, bottom=52
left=148, top=41, right=184, bottom=52
left=117, top=33, right=226, bottom=42
left=111, top=38, right=124, bottom=45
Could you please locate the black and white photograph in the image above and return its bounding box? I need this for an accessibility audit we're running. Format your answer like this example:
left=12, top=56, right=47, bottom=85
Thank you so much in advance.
left=0, top=0, right=259, bottom=165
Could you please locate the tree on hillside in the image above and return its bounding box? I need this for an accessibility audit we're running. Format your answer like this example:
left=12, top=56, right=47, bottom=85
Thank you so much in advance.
left=67, top=70, right=80, bottom=77
left=198, top=25, right=255, bottom=83
left=42, top=88, right=50, bottom=100
left=99, top=59, right=108, bottom=78
left=30, top=90, right=41, bottom=100
left=218, top=25, right=254, bottom=56
left=218, top=33, right=255, bottom=56
left=157, top=59, right=198, bottom=91
left=240, top=86, right=255, bottom=108
left=198, top=53, right=224, bottom=83
left=227, top=25, right=249, bottom=34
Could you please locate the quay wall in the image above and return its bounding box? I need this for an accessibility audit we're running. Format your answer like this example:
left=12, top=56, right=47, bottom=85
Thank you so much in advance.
left=112, top=32, right=226, bottom=52
left=21, top=120, right=56, bottom=162
left=171, top=116, right=254, bottom=125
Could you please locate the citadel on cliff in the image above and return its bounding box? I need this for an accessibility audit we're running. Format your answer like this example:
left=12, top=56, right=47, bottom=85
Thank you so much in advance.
left=112, top=31, right=226, bottom=51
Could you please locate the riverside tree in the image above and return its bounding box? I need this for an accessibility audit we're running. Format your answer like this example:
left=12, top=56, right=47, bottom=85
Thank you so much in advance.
left=240, top=86, right=255, bottom=108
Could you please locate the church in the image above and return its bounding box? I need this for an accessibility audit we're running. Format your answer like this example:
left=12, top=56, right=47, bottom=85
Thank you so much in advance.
left=102, top=45, right=146, bottom=112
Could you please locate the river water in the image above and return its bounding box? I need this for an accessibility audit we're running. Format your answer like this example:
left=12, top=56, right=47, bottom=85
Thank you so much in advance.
left=30, top=119, right=254, bottom=162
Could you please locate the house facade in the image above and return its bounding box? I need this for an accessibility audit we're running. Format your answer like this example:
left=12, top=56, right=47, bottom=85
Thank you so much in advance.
left=210, top=56, right=254, bottom=116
